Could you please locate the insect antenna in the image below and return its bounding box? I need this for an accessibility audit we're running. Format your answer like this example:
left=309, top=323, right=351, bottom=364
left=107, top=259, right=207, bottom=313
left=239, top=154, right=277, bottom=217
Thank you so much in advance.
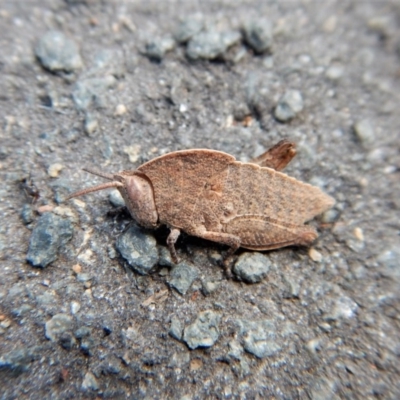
left=82, top=168, right=114, bottom=180
left=66, top=181, right=123, bottom=200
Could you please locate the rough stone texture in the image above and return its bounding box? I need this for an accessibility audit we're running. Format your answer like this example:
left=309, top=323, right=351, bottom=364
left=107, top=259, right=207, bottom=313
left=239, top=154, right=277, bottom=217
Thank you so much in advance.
left=0, top=348, right=38, bottom=376
left=233, top=252, right=271, bottom=283
left=1, top=1, right=400, bottom=399
left=72, top=76, right=117, bottom=111
left=237, top=319, right=282, bottom=358
left=274, top=90, right=304, bottom=122
left=82, top=371, right=99, bottom=391
left=116, top=225, right=159, bottom=275
left=169, top=316, right=183, bottom=341
left=35, top=30, right=83, bottom=72
left=168, top=262, right=199, bottom=294
left=144, top=36, right=176, bottom=61
left=26, top=213, right=73, bottom=268
left=186, top=30, right=241, bottom=60
left=174, top=16, right=204, bottom=43
left=242, top=19, right=273, bottom=53
left=45, top=313, right=74, bottom=342
left=353, top=119, right=376, bottom=147
left=183, top=310, right=221, bottom=349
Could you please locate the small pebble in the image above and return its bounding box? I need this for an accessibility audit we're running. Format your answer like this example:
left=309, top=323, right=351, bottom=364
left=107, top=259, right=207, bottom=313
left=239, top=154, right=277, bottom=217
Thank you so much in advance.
left=168, top=263, right=199, bottom=295
left=353, top=227, right=364, bottom=241
left=321, top=209, right=339, bottom=223
left=27, top=213, right=73, bottom=268
left=70, top=301, right=81, bottom=315
left=109, top=190, right=125, bottom=208
left=48, top=163, right=64, bottom=178
left=82, top=371, right=99, bottom=391
left=326, top=64, right=344, bottom=80
left=237, top=319, right=281, bottom=358
left=202, top=280, right=220, bottom=296
left=72, top=264, right=82, bottom=274
left=174, top=16, right=204, bottom=43
left=144, top=36, right=175, bottom=61
left=123, top=144, right=141, bottom=163
left=190, top=358, right=203, bottom=371
left=45, top=313, right=74, bottom=342
left=0, top=319, right=11, bottom=329
left=21, top=204, right=35, bottom=225
left=179, top=104, right=188, bottom=113
left=35, top=31, right=83, bottom=72
left=242, top=19, right=273, bottom=53
left=233, top=252, right=271, bottom=283
left=323, top=15, right=337, bottom=33
left=353, top=119, right=375, bottom=147
left=274, top=90, right=304, bottom=122
left=309, top=248, right=323, bottom=262
left=169, top=316, right=183, bottom=341
left=114, top=104, right=127, bottom=116
left=36, top=204, right=54, bottom=215
left=116, top=225, right=159, bottom=275
left=73, top=76, right=117, bottom=111
left=84, top=113, right=98, bottom=136
left=186, top=30, right=241, bottom=60
left=183, top=310, right=221, bottom=349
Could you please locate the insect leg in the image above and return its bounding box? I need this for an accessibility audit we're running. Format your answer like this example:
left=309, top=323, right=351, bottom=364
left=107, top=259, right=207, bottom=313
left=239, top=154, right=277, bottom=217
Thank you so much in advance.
left=250, top=139, right=296, bottom=171
left=191, top=229, right=241, bottom=277
left=167, top=228, right=181, bottom=264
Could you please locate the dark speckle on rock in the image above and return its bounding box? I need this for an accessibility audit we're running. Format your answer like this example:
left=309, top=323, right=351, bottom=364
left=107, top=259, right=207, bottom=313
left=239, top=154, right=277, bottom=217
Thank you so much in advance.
left=26, top=213, right=73, bottom=268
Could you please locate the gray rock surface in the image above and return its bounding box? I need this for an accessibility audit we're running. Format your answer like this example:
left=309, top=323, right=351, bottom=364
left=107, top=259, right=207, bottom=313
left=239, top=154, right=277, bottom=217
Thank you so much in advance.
left=35, top=30, right=83, bottom=72
left=116, top=225, right=159, bottom=275
left=169, top=316, right=183, bottom=341
left=242, top=19, right=273, bottom=53
left=186, top=30, right=241, bottom=60
left=233, top=252, right=271, bottom=282
left=168, top=262, right=199, bottom=294
left=45, top=313, right=74, bottom=342
left=174, top=16, right=204, bottom=43
left=353, top=119, right=375, bottom=147
left=26, top=213, right=73, bottom=268
left=274, top=90, right=304, bottom=122
left=0, top=348, right=38, bottom=376
left=144, top=36, right=175, bottom=61
left=237, top=319, right=282, bottom=358
left=183, top=310, right=221, bottom=349
left=72, top=75, right=117, bottom=110
left=82, top=371, right=99, bottom=391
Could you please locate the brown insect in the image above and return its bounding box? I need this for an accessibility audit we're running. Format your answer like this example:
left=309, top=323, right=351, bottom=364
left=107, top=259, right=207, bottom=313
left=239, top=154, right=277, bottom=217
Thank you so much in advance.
left=67, top=140, right=334, bottom=273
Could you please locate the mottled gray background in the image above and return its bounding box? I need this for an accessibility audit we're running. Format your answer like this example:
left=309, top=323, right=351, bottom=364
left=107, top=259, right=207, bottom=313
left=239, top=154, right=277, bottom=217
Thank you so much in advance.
left=0, top=0, right=399, bottom=399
